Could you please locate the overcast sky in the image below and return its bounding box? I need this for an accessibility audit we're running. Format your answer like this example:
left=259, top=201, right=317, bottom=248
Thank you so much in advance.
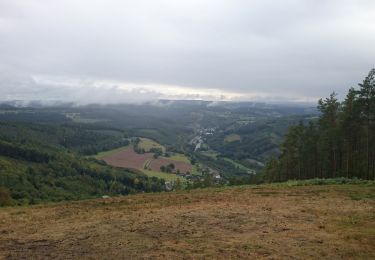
left=1, top=0, right=374, bottom=104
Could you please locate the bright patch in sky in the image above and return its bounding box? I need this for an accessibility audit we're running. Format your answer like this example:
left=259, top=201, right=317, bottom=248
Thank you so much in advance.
left=0, top=0, right=374, bottom=103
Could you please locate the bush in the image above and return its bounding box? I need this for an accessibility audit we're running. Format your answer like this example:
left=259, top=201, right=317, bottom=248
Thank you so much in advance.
left=0, top=187, right=14, bottom=206
left=270, top=178, right=374, bottom=187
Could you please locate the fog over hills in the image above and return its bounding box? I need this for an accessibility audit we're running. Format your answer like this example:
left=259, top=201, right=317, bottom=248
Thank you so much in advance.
left=1, top=1, right=374, bottom=104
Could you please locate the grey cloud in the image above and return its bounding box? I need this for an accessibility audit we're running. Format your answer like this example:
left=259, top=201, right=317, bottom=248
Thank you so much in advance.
left=0, top=74, right=164, bottom=104
left=0, top=0, right=374, bottom=103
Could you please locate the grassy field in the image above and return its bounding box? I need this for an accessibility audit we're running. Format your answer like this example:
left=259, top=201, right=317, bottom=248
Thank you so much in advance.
left=0, top=184, right=374, bottom=259
left=138, top=137, right=166, bottom=152
left=94, top=145, right=130, bottom=159
left=167, top=153, right=190, bottom=163
left=95, top=143, right=191, bottom=181
left=223, top=158, right=255, bottom=173
left=191, top=164, right=202, bottom=176
left=142, top=169, right=183, bottom=182
left=200, top=150, right=219, bottom=159
left=224, top=133, right=241, bottom=142
left=199, top=151, right=255, bottom=174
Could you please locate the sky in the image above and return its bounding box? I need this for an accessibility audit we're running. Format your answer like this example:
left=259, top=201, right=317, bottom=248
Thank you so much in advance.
left=0, top=0, right=374, bottom=104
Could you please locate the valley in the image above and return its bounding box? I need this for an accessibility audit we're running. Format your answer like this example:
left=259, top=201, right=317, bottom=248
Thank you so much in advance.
left=1, top=2, right=374, bottom=259
left=0, top=100, right=312, bottom=203
left=95, top=141, right=193, bottom=182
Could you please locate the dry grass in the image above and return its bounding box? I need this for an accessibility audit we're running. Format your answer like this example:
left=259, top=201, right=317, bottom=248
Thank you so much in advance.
left=0, top=185, right=374, bottom=259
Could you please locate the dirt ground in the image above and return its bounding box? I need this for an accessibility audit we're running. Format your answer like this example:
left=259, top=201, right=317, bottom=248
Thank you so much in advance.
left=0, top=185, right=374, bottom=259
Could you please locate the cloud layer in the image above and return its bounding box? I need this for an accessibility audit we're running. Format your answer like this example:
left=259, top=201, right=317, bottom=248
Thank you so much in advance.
left=1, top=0, right=374, bottom=103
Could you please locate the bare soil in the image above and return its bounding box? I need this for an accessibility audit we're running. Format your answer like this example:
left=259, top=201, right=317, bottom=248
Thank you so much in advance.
left=102, top=146, right=192, bottom=174
left=0, top=185, right=374, bottom=259
left=101, top=146, right=153, bottom=170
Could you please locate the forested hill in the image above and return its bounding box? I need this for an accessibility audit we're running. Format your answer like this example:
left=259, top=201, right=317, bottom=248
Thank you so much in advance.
left=0, top=122, right=130, bottom=155
left=0, top=123, right=165, bottom=206
left=263, top=69, right=375, bottom=182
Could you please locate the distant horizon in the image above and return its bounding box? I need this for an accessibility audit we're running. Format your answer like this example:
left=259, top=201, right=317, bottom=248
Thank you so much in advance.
left=0, top=97, right=320, bottom=108
left=1, top=1, right=374, bottom=104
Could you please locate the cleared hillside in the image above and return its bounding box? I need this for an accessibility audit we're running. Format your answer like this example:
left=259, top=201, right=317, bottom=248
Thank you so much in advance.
left=0, top=184, right=374, bottom=259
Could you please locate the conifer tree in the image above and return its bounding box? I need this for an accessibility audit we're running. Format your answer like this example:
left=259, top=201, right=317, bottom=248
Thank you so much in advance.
left=263, top=69, right=375, bottom=182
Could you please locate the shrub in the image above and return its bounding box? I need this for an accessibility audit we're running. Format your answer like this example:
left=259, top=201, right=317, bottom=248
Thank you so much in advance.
left=0, top=187, right=14, bottom=207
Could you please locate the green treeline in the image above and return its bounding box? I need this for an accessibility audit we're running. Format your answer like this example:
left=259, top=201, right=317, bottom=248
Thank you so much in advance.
left=0, top=140, right=54, bottom=163
left=0, top=122, right=129, bottom=155
left=264, top=69, right=375, bottom=181
left=0, top=123, right=165, bottom=206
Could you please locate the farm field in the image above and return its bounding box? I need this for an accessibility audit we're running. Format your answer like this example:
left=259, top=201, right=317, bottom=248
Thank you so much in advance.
left=167, top=153, right=190, bottom=163
left=199, top=150, right=255, bottom=173
left=223, top=158, right=255, bottom=173
left=142, top=169, right=182, bottom=181
left=224, top=133, right=241, bottom=142
left=138, top=137, right=166, bottom=152
left=0, top=184, right=374, bottom=259
left=94, top=145, right=130, bottom=159
left=99, top=141, right=193, bottom=179
left=149, top=158, right=192, bottom=173
left=100, top=146, right=153, bottom=170
left=200, top=150, right=219, bottom=159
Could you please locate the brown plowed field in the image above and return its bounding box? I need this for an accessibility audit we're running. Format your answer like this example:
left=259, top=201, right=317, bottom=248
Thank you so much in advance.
left=101, top=146, right=192, bottom=174
left=149, top=158, right=192, bottom=173
left=101, top=147, right=152, bottom=170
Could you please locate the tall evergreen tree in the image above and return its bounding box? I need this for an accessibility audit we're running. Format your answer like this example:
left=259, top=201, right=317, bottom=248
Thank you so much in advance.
left=263, top=69, right=375, bottom=182
left=317, top=92, right=341, bottom=178
left=356, top=69, right=375, bottom=179
left=340, top=87, right=364, bottom=178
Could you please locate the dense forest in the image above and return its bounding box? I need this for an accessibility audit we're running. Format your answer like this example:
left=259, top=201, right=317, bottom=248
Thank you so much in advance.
left=205, top=116, right=308, bottom=163
left=263, top=69, right=375, bottom=181
left=0, top=89, right=355, bottom=206
left=0, top=123, right=165, bottom=206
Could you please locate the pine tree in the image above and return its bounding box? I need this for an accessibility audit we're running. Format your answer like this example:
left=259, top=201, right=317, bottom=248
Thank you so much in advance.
left=317, top=92, right=341, bottom=178
left=341, top=88, right=360, bottom=178
left=356, top=69, right=375, bottom=179
left=263, top=69, right=375, bottom=182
